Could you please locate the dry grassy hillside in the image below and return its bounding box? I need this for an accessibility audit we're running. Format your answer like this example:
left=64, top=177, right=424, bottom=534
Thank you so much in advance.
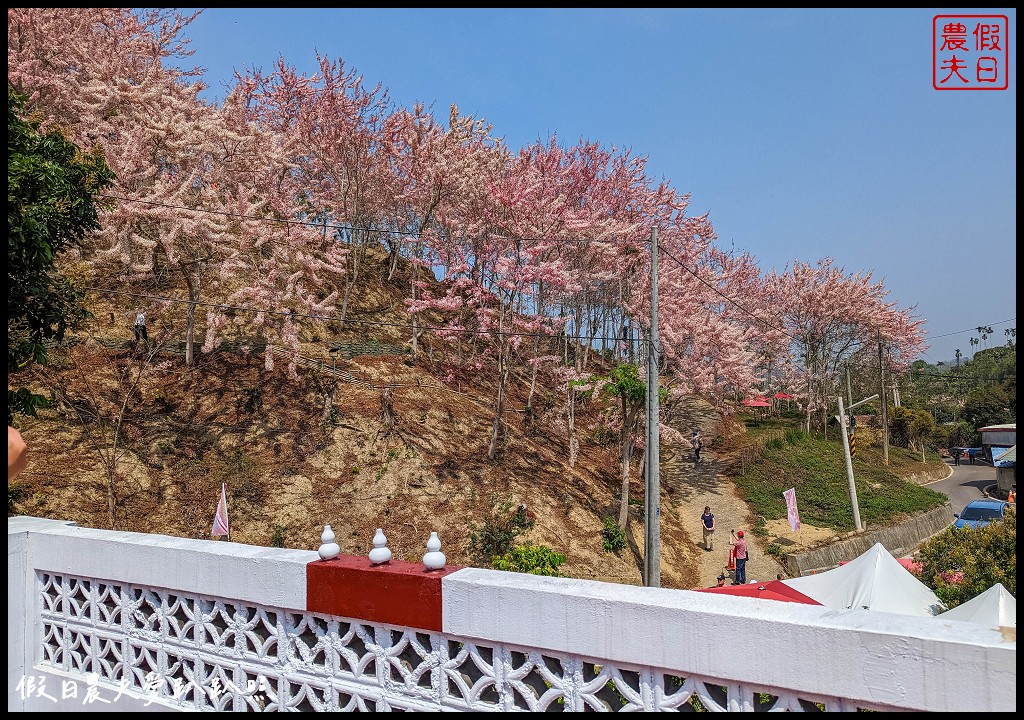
left=9, top=252, right=709, bottom=588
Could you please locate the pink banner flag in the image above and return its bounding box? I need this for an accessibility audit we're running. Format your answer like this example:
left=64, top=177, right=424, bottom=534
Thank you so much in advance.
left=212, top=483, right=230, bottom=538
left=783, top=487, right=801, bottom=532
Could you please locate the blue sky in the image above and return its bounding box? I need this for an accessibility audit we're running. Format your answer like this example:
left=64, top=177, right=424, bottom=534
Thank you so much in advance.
left=175, top=8, right=1016, bottom=365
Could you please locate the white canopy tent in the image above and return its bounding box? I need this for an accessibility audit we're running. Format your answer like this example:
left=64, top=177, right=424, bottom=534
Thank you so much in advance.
left=938, top=583, right=1016, bottom=628
left=784, top=543, right=946, bottom=616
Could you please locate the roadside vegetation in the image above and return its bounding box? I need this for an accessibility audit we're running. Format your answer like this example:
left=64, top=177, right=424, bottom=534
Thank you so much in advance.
left=917, top=505, right=1015, bottom=608
left=735, top=416, right=949, bottom=537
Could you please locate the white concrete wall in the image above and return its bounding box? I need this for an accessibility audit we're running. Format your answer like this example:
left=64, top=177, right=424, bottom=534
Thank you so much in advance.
left=442, top=568, right=1017, bottom=713
left=8, top=516, right=316, bottom=712
left=18, top=517, right=315, bottom=608
left=9, top=517, right=1018, bottom=713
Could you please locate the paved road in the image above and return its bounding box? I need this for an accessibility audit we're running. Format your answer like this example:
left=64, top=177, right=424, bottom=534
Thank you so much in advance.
left=922, top=459, right=997, bottom=515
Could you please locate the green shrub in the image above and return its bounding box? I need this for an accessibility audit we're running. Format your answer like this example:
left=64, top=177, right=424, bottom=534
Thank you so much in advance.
left=917, top=505, right=1015, bottom=607
left=468, top=494, right=535, bottom=562
left=8, top=481, right=26, bottom=514
left=588, top=424, right=617, bottom=447
left=765, top=542, right=785, bottom=558
left=492, top=544, right=566, bottom=576
left=785, top=428, right=808, bottom=445
left=601, top=517, right=626, bottom=554
left=270, top=525, right=287, bottom=548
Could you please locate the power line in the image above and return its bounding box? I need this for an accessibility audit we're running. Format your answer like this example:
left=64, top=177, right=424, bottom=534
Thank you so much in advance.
left=657, top=246, right=801, bottom=343
left=84, top=285, right=631, bottom=344
left=926, top=318, right=1016, bottom=342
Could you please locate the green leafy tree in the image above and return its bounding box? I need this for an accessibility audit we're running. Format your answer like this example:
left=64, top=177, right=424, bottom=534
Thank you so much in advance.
left=888, top=406, right=935, bottom=452
left=917, top=505, right=1015, bottom=608
left=962, top=384, right=1014, bottom=430
left=7, top=86, right=114, bottom=420
left=603, top=363, right=647, bottom=528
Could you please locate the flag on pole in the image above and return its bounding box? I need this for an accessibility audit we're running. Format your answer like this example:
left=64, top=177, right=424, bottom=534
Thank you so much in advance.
left=212, top=483, right=230, bottom=538
left=783, top=487, right=801, bottom=532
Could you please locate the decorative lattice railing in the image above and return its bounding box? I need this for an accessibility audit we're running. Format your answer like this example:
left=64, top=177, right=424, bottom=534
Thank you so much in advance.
left=9, top=517, right=1016, bottom=713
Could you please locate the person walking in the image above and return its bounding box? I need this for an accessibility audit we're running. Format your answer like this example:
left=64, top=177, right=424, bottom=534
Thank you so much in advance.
left=700, top=506, right=715, bottom=551
left=692, top=430, right=704, bottom=465
left=134, top=311, right=148, bottom=343
left=729, top=530, right=748, bottom=585
left=950, top=447, right=960, bottom=466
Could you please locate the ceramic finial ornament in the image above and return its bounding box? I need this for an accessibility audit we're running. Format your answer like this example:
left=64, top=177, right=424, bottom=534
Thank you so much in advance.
left=318, top=525, right=340, bottom=560
left=423, top=531, right=446, bottom=570
left=368, top=528, right=393, bottom=564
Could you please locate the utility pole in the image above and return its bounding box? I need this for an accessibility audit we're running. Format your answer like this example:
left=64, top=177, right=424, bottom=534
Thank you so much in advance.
left=837, top=395, right=875, bottom=532
left=845, top=363, right=853, bottom=408
left=838, top=396, right=861, bottom=531
left=644, top=226, right=661, bottom=588
left=878, top=334, right=889, bottom=466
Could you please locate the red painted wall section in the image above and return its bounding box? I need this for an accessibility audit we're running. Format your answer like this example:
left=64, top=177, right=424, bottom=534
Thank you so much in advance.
left=307, top=554, right=461, bottom=631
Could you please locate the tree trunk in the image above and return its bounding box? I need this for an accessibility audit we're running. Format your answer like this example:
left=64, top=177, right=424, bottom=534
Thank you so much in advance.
left=183, top=265, right=201, bottom=367
left=618, top=394, right=633, bottom=528
left=487, top=353, right=509, bottom=460
left=567, top=387, right=578, bottom=467
left=410, top=243, right=420, bottom=361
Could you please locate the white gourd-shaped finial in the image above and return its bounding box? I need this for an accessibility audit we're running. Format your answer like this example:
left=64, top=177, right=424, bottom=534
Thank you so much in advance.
left=423, top=531, right=446, bottom=570
left=368, top=528, right=392, bottom=564
left=318, top=525, right=340, bottom=560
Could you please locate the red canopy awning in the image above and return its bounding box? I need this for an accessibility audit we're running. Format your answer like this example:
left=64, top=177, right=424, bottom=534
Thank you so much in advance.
left=696, top=579, right=821, bottom=604
left=773, top=392, right=795, bottom=400
left=742, top=397, right=771, bottom=408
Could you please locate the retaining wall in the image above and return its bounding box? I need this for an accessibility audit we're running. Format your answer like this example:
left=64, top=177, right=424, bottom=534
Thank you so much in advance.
left=782, top=503, right=956, bottom=576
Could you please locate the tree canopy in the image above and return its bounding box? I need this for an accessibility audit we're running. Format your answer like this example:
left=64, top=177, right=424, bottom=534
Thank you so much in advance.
left=7, top=86, right=114, bottom=420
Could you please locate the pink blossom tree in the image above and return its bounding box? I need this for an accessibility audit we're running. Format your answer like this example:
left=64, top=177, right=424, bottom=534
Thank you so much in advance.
left=767, top=258, right=926, bottom=430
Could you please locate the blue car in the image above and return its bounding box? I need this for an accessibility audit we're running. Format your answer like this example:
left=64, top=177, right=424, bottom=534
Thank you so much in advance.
left=953, top=499, right=1009, bottom=529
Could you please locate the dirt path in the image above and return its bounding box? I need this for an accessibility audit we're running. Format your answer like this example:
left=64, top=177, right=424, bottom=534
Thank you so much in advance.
left=662, top=446, right=788, bottom=587
left=662, top=399, right=816, bottom=588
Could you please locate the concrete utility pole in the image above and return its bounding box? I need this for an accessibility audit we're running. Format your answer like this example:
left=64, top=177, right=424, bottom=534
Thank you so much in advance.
left=836, top=396, right=863, bottom=532
left=644, top=226, right=661, bottom=588
left=837, top=393, right=877, bottom=533
left=878, top=334, right=889, bottom=466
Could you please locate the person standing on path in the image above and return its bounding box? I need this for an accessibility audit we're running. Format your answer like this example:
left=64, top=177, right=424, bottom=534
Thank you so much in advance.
left=950, top=447, right=960, bottom=466
left=692, top=430, right=703, bottom=465
left=729, top=530, right=748, bottom=585
left=700, top=506, right=715, bottom=551
left=134, top=311, right=148, bottom=343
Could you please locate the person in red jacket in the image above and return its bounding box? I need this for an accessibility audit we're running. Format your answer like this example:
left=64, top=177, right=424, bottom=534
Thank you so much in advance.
left=729, top=530, right=748, bottom=584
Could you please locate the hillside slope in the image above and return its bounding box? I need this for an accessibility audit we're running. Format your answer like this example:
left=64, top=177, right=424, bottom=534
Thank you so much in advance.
left=11, top=327, right=712, bottom=589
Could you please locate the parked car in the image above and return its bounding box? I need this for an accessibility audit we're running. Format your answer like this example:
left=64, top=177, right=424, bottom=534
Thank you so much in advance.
left=953, top=499, right=1009, bottom=529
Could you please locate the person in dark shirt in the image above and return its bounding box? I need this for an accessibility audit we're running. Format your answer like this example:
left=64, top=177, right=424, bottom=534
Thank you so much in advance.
left=700, top=506, right=715, bottom=551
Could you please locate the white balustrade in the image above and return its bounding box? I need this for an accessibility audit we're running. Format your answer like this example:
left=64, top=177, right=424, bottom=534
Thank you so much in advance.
left=317, top=525, right=340, bottom=560
left=8, top=517, right=1016, bottom=713
left=368, top=528, right=392, bottom=565
left=423, top=531, right=446, bottom=570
